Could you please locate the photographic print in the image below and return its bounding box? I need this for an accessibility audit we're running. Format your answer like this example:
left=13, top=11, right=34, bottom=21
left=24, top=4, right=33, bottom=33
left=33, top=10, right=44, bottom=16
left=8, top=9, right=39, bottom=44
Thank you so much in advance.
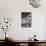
left=21, top=12, right=32, bottom=27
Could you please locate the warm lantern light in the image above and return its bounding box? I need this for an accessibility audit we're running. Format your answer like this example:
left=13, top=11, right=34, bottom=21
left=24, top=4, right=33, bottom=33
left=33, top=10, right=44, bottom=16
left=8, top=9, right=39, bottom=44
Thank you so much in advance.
left=6, top=34, right=8, bottom=37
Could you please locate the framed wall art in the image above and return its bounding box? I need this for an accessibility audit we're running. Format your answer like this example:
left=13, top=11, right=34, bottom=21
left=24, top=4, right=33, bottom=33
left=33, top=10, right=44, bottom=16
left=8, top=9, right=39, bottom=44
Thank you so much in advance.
left=21, top=12, right=32, bottom=28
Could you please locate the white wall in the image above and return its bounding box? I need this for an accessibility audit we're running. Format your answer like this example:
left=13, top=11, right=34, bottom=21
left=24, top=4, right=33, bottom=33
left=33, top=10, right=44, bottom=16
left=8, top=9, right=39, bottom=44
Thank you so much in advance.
left=0, top=0, right=46, bottom=40
left=44, top=15, right=46, bottom=40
